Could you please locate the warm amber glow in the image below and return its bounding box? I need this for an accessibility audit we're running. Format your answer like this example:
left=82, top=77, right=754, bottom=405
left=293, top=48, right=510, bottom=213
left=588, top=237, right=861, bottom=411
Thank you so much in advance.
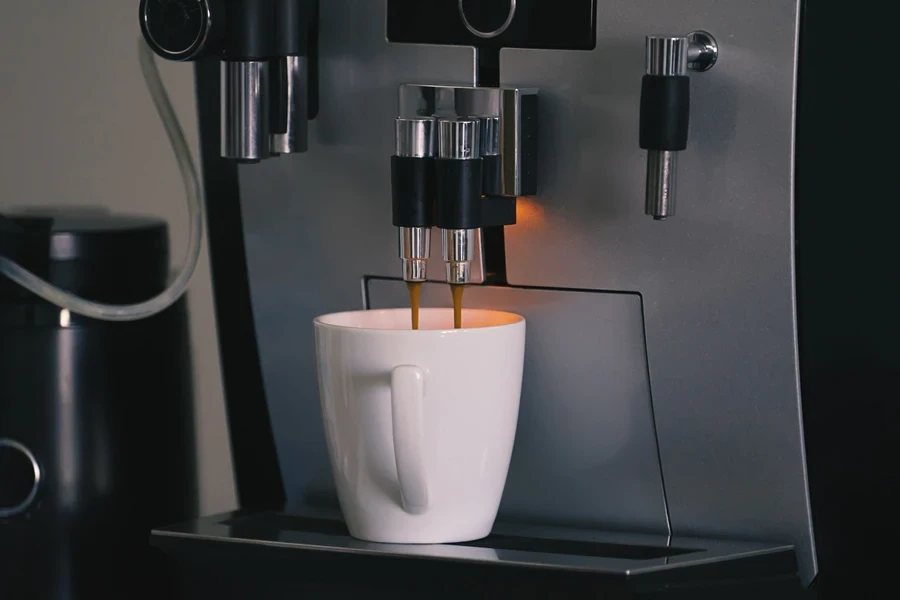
left=515, top=196, right=546, bottom=226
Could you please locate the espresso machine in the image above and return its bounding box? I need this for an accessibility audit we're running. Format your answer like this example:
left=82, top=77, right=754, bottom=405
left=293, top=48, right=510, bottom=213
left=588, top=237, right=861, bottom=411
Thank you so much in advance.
left=138, top=0, right=894, bottom=597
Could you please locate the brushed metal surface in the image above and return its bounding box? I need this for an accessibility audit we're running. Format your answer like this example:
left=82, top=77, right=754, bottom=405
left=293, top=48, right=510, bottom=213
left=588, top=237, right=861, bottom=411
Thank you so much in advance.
left=270, top=55, right=310, bottom=155
left=399, top=84, right=538, bottom=196
left=501, top=0, right=814, bottom=582
left=395, top=117, right=436, bottom=158
left=367, top=280, right=667, bottom=532
left=235, top=0, right=816, bottom=585
left=221, top=61, right=270, bottom=161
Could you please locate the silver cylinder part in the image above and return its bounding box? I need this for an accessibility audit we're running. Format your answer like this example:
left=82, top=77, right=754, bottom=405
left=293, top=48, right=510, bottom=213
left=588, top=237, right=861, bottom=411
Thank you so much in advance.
left=221, top=60, right=270, bottom=161
left=645, top=150, right=677, bottom=219
left=270, top=56, right=309, bottom=155
left=399, top=226, right=431, bottom=282
left=395, top=117, right=436, bottom=158
left=402, top=259, right=428, bottom=282
left=438, top=118, right=481, bottom=160
left=645, top=36, right=689, bottom=76
left=446, top=261, right=471, bottom=284
left=479, top=116, right=501, bottom=156
left=442, top=228, right=476, bottom=284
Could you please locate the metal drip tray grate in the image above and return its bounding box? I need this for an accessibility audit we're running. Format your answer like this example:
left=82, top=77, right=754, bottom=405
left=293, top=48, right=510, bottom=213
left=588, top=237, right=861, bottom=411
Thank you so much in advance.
left=153, top=510, right=797, bottom=588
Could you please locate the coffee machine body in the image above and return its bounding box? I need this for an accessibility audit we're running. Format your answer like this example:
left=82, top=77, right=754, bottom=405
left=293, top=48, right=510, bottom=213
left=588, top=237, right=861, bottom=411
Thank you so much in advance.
left=208, top=0, right=816, bottom=582
left=146, top=0, right=895, bottom=594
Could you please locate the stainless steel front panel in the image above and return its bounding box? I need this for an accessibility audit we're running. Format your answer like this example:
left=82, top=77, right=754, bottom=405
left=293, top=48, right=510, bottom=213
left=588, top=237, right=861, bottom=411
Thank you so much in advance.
left=500, top=0, right=813, bottom=581
left=236, top=0, right=815, bottom=584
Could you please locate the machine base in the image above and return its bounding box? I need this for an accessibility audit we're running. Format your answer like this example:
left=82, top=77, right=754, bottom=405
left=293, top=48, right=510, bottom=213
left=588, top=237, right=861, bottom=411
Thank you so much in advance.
left=151, top=510, right=809, bottom=598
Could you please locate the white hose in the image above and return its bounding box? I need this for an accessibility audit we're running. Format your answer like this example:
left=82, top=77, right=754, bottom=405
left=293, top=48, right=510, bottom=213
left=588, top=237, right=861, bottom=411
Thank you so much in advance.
left=0, top=38, right=204, bottom=321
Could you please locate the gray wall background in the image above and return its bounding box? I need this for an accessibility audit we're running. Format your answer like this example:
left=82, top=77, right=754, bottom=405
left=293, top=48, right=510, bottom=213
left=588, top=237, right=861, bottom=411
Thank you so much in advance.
left=0, top=2, right=237, bottom=515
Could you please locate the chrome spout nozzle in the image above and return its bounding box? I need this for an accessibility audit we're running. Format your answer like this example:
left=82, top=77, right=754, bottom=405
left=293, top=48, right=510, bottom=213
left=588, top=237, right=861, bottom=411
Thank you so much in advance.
left=441, top=228, right=476, bottom=285
left=399, top=226, right=431, bottom=282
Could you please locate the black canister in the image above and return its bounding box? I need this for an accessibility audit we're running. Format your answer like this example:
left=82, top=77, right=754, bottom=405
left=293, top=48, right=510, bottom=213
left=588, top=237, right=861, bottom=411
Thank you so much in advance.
left=0, top=212, right=197, bottom=599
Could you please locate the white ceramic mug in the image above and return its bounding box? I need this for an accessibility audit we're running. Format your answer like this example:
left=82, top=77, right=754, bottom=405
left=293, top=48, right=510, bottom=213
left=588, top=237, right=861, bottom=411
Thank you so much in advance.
left=314, top=307, right=526, bottom=544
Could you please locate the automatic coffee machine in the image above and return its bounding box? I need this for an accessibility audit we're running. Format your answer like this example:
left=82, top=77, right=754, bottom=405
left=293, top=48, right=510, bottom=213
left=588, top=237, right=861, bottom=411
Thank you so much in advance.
left=138, top=0, right=894, bottom=597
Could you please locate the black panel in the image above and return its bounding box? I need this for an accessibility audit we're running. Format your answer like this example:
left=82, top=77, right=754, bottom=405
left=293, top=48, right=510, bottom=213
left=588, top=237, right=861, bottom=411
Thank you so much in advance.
left=795, top=0, right=896, bottom=597
left=0, top=444, right=35, bottom=511
left=193, top=59, right=286, bottom=510
left=387, top=0, right=596, bottom=51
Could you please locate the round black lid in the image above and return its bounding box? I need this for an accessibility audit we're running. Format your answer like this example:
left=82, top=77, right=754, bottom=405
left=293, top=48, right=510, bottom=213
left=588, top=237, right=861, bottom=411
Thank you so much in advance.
left=1, top=210, right=172, bottom=313
left=7, top=210, right=170, bottom=262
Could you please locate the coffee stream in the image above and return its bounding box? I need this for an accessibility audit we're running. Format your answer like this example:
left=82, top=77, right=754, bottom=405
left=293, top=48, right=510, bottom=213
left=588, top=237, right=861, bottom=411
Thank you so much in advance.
left=451, top=284, right=464, bottom=329
left=406, top=282, right=422, bottom=330
left=406, top=282, right=465, bottom=330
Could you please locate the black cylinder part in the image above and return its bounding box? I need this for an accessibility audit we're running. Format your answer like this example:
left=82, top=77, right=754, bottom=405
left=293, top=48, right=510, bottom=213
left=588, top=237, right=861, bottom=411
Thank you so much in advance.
left=435, top=158, right=483, bottom=230
left=226, top=0, right=276, bottom=59
left=275, top=0, right=313, bottom=55
left=482, top=154, right=503, bottom=197
left=392, top=156, right=435, bottom=228
left=639, top=75, right=691, bottom=151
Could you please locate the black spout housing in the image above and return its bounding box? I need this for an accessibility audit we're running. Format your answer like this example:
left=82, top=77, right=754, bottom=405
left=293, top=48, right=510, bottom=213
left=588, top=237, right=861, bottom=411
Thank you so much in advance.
left=391, top=157, right=435, bottom=228
left=434, top=159, right=484, bottom=230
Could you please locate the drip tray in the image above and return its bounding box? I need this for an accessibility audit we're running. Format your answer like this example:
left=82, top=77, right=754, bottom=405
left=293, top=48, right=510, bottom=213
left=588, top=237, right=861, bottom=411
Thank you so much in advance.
left=151, top=510, right=798, bottom=590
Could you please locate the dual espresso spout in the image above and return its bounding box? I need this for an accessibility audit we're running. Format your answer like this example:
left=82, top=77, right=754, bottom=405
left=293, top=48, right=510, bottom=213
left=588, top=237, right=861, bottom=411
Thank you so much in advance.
left=392, top=116, right=501, bottom=285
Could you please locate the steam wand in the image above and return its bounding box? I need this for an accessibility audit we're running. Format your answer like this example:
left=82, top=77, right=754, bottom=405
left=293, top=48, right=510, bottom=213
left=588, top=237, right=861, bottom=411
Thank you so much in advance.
left=640, top=31, right=718, bottom=219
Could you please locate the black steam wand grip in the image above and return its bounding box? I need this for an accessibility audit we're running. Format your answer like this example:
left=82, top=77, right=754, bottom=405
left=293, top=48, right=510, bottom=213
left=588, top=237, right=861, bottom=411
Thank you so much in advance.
left=639, top=32, right=718, bottom=220
left=639, top=75, right=690, bottom=153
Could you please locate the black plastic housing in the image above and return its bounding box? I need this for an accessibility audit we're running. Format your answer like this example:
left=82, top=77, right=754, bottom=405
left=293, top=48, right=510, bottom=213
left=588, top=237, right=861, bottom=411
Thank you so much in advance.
left=435, top=159, right=483, bottom=230
left=639, top=75, right=690, bottom=151
left=481, top=198, right=517, bottom=228
left=482, top=155, right=503, bottom=197
left=0, top=213, right=196, bottom=599
left=0, top=216, right=53, bottom=301
left=391, top=156, right=435, bottom=228
left=227, top=0, right=275, bottom=59
left=387, top=0, right=597, bottom=51
left=0, top=214, right=24, bottom=262
left=141, top=0, right=317, bottom=60
left=275, top=0, right=313, bottom=55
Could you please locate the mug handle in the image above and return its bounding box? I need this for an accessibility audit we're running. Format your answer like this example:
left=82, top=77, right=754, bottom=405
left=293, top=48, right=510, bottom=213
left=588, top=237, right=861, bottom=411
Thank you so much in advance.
left=390, top=365, right=429, bottom=515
